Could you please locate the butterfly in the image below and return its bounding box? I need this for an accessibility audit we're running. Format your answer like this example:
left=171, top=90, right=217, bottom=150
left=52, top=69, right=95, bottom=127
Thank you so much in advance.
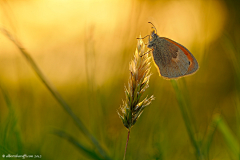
left=140, top=22, right=198, bottom=79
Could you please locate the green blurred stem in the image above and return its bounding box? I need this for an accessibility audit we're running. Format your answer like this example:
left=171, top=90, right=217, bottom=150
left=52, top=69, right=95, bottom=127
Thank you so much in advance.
left=0, top=85, right=23, bottom=153
left=171, top=80, right=203, bottom=160
left=1, top=29, right=110, bottom=160
left=54, top=130, right=104, bottom=160
left=123, top=129, right=130, bottom=160
left=213, top=115, right=239, bottom=157
left=202, top=117, right=217, bottom=157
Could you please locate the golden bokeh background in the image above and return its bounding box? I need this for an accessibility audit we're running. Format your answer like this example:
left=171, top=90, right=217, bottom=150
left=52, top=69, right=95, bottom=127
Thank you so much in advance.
left=0, top=0, right=239, bottom=159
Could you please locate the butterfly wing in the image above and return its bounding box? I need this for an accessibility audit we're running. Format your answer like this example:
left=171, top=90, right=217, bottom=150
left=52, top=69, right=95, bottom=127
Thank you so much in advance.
left=163, top=37, right=199, bottom=75
left=151, top=37, right=190, bottom=78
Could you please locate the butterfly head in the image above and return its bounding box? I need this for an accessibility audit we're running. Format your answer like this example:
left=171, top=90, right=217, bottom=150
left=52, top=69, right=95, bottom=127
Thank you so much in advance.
left=148, top=29, right=158, bottom=48
left=147, top=22, right=159, bottom=48
left=150, top=30, right=158, bottom=39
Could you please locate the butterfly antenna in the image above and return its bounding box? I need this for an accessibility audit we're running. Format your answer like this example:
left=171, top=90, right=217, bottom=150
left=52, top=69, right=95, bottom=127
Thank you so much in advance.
left=148, top=22, right=157, bottom=33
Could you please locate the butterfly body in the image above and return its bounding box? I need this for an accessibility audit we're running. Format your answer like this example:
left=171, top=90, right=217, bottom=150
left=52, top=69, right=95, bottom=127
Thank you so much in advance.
left=148, top=30, right=198, bottom=79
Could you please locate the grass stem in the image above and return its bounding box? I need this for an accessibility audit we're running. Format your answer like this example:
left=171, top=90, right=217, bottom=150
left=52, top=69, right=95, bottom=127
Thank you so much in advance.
left=123, top=129, right=130, bottom=160
left=171, top=79, right=203, bottom=160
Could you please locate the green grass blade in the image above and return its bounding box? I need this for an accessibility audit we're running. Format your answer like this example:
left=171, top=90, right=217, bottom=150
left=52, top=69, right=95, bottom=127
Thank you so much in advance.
left=53, top=130, right=104, bottom=160
left=213, top=114, right=239, bottom=157
left=170, top=79, right=203, bottom=160
left=0, top=144, right=15, bottom=155
left=0, top=28, right=111, bottom=160
left=201, top=115, right=218, bottom=157
left=0, top=84, right=23, bottom=153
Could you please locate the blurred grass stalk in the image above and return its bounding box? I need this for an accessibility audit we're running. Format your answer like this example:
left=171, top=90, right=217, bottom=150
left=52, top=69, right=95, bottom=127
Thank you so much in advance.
left=213, top=114, right=240, bottom=158
left=0, top=84, right=22, bottom=154
left=170, top=80, right=204, bottom=160
left=221, top=33, right=240, bottom=159
left=54, top=130, right=104, bottom=160
left=118, top=37, right=154, bottom=160
left=0, top=28, right=110, bottom=160
left=170, top=33, right=240, bottom=159
left=201, top=114, right=240, bottom=159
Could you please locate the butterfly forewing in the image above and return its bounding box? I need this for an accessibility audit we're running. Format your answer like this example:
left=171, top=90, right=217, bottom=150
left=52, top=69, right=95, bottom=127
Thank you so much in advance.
left=150, top=37, right=190, bottom=78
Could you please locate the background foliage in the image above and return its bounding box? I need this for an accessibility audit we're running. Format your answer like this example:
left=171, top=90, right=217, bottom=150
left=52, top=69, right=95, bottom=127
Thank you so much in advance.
left=0, top=0, right=240, bottom=159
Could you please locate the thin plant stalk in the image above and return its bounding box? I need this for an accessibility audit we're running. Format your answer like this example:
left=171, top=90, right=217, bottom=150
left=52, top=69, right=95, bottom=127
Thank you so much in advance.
left=1, top=28, right=110, bottom=160
left=213, top=114, right=239, bottom=158
left=171, top=79, right=204, bottom=160
left=123, top=130, right=130, bottom=160
left=0, top=84, right=23, bottom=153
left=54, top=130, right=104, bottom=160
left=201, top=116, right=218, bottom=157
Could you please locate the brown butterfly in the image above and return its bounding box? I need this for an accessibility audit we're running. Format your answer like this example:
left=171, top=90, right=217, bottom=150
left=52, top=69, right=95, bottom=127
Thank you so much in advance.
left=140, top=22, right=198, bottom=79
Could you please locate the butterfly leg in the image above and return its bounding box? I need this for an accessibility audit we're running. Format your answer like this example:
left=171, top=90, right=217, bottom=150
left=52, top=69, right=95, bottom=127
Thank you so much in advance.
left=139, top=49, right=153, bottom=57
left=136, top=35, right=150, bottom=40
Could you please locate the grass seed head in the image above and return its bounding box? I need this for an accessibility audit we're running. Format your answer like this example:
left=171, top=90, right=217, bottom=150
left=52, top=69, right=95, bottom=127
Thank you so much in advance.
left=118, top=36, right=155, bottom=130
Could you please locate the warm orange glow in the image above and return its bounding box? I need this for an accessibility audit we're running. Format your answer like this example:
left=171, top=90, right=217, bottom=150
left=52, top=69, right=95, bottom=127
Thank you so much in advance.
left=0, top=0, right=227, bottom=84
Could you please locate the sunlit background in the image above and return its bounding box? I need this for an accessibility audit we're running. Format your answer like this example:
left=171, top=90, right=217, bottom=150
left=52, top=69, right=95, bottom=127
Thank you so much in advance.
left=0, top=0, right=240, bottom=159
